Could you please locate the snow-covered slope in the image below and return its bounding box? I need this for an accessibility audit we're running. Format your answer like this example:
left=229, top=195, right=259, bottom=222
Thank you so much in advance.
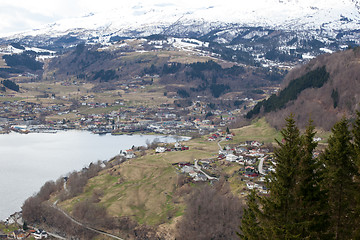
left=1, top=0, right=360, bottom=66
left=5, top=0, right=360, bottom=40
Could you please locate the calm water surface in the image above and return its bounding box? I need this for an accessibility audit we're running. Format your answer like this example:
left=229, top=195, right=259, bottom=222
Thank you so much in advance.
left=0, top=131, right=184, bottom=220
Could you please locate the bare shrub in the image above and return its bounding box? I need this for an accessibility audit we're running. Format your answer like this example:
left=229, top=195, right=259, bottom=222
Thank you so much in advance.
left=37, top=180, right=59, bottom=201
left=72, top=199, right=109, bottom=228
left=176, top=174, right=189, bottom=187
left=22, top=196, right=44, bottom=224
left=133, top=225, right=158, bottom=240
left=66, top=171, right=88, bottom=198
left=91, top=188, right=104, bottom=203
left=146, top=138, right=160, bottom=150
left=176, top=179, right=243, bottom=240
left=84, top=163, right=100, bottom=179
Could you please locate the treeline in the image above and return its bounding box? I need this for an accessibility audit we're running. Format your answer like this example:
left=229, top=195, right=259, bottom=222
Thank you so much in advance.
left=144, top=60, right=245, bottom=78
left=246, top=66, right=329, bottom=118
left=145, top=60, right=246, bottom=98
left=92, top=69, right=117, bottom=82
left=3, top=52, right=43, bottom=71
left=240, top=113, right=360, bottom=239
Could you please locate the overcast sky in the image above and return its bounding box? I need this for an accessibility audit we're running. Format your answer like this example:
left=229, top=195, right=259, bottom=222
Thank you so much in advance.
left=0, top=0, right=82, bottom=35
left=0, top=0, right=142, bottom=35
left=0, top=0, right=222, bottom=36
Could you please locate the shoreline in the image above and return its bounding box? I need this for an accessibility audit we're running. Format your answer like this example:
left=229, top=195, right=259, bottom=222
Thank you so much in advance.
left=0, top=132, right=191, bottom=221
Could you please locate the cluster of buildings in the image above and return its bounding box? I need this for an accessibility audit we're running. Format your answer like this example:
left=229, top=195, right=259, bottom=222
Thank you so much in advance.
left=155, top=142, right=189, bottom=153
left=0, top=94, right=241, bottom=136
left=2, top=229, right=48, bottom=239
left=171, top=136, right=274, bottom=194
left=2, top=212, right=48, bottom=239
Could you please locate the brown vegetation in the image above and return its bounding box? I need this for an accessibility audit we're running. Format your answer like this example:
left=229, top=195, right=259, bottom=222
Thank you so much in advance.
left=176, top=178, right=243, bottom=240
left=265, top=48, right=360, bottom=130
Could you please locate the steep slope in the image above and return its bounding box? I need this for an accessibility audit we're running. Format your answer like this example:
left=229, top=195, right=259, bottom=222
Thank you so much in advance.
left=247, top=47, right=360, bottom=130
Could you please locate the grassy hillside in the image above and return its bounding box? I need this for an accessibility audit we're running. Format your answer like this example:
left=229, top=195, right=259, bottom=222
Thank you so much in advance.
left=51, top=118, right=281, bottom=235
left=58, top=136, right=219, bottom=226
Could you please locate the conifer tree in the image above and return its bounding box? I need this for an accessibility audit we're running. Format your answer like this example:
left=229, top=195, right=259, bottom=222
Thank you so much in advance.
left=320, top=118, right=358, bottom=239
left=351, top=111, right=360, bottom=238
left=353, top=111, right=360, bottom=164
left=239, top=190, right=263, bottom=240
left=261, top=115, right=302, bottom=239
left=294, top=120, right=329, bottom=239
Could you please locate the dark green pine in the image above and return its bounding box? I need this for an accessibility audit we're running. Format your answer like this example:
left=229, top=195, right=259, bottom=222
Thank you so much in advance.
left=239, top=190, right=264, bottom=240
left=293, top=120, right=329, bottom=239
left=351, top=111, right=360, bottom=239
left=320, top=118, right=358, bottom=240
left=261, top=115, right=302, bottom=239
left=353, top=111, right=360, bottom=164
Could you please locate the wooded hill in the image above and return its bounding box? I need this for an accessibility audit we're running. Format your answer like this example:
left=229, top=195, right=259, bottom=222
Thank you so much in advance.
left=247, top=47, right=360, bottom=130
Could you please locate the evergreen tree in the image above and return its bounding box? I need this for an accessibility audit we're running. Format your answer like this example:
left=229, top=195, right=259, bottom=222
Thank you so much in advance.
left=226, top=126, right=230, bottom=134
left=353, top=111, right=360, bottom=165
left=320, top=118, right=358, bottom=239
left=22, top=221, right=28, bottom=230
left=294, top=120, right=329, bottom=239
left=261, top=115, right=302, bottom=239
left=351, top=111, right=360, bottom=239
left=239, top=190, right=263, bottom=240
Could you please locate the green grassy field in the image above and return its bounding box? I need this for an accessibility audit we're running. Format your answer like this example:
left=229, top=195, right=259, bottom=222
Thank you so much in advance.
left=231, top=118, right=282, bottom=144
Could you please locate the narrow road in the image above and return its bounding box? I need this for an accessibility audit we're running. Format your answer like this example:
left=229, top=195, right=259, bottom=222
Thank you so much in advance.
left=194, top=159, right=218, bottom=180
left=51, top=204, right=124, bottom=240
left=52, top=184, right=124, bottom=240
left=258, top=156, right=266, bottom=175
left=218, top=137, right=225, bottom=151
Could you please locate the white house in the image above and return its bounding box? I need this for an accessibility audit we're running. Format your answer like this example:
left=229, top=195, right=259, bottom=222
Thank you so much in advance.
left=119, top=149, right=136, bottom=159
left=226, top=154, right=238, bottom=162
left=155, top=147, right=166, bottom=153
left=33, top=229, right=48, bottom=239
left=246, top=182, right=255, bottom=190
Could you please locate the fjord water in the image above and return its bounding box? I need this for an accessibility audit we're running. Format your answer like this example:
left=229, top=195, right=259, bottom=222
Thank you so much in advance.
left=0, top=131, right=183, bottom=220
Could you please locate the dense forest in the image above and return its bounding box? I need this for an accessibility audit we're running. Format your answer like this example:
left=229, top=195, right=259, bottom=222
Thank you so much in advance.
left=3, top=52, right=43, bottom=71
left=1, top=79, right=19, bottom=92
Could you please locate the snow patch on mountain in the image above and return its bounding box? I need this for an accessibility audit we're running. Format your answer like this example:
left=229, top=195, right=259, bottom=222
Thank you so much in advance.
left=3, top=0, right=360, bottom=40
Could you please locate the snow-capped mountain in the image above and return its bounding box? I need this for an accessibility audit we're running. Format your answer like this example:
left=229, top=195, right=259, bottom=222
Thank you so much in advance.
left=2, top=0, right=360, bottom=65
left=8, top=0, right=360, bottom=39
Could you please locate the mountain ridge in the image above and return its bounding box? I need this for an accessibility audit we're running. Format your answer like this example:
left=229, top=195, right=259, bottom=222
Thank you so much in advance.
left=1, top=1, right=359, bottom=68
left=3, top=0, right=360, bottom=42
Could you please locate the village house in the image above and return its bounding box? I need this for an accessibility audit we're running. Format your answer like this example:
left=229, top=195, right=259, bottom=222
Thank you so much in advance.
left=155, top=146, right=167, bottom=153
left=12, top=230, right=29, bottom=240
left=119, top=149, right=136, bottom=159
left=33, top=229, right=48, bottom=239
